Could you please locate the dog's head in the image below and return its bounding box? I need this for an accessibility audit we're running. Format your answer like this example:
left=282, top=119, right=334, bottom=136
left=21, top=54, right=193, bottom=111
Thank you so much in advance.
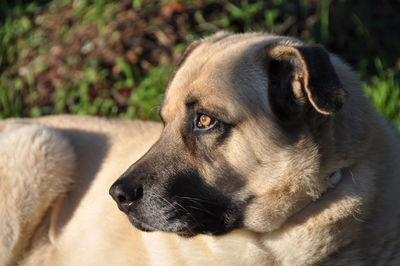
left=110, top=32, right=352, bottom=237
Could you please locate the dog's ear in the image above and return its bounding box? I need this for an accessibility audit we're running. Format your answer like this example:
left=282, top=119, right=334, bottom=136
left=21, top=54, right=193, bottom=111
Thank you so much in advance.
left=265, top=44, right=347, bottom=120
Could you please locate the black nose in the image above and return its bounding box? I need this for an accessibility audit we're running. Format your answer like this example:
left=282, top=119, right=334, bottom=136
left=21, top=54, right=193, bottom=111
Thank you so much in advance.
left=109, top=181, right=143, bottom=212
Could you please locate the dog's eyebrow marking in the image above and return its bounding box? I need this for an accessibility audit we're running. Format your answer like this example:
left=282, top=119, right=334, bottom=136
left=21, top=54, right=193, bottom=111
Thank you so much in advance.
left=184, top=93, right=236, bottom=125
left=185, top=93, right=198, bottom=108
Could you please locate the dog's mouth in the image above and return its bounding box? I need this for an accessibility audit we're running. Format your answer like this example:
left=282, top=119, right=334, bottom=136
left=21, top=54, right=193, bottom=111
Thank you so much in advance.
left=111, top=169, right=248, bottom=237
left=123, top=201, right=203, bottom=236
left=127, top=213, right=226, bottom=237
left=126, top=213, right=190, bottom=233
left=123, top=199, right=239, bottom=237
left=126, top=210, right=205, bottom=237
left=126, top=215, right=155, bottom=232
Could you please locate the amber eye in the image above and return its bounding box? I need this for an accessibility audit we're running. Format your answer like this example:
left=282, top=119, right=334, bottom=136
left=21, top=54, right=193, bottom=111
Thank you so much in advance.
left=196, top=114, right=216, bottom=129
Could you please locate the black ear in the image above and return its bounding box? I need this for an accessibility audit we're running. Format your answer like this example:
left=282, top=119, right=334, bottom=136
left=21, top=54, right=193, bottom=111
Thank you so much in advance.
left=265, top=44, right=347, bottom=120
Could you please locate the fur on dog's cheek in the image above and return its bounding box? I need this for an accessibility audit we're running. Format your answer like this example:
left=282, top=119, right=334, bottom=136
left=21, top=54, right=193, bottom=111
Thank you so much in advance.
left=163, top=168, right=251, bottom=235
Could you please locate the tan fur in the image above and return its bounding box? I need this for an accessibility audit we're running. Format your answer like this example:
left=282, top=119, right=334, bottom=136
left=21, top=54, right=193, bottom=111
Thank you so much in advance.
left=1, top=32, right=400, bottom=265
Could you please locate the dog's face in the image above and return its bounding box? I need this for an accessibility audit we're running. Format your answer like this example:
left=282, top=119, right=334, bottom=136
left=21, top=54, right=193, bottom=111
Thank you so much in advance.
left=110, top=32, right=348, bottom=237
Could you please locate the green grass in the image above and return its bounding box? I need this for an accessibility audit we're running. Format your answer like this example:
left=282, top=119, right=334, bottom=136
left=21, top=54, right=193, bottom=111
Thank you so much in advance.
left=0, top=0, right=399, bottom=130
left=124, top=65, right=173, bottom=120
left=363, top=59, right=400, bottom=130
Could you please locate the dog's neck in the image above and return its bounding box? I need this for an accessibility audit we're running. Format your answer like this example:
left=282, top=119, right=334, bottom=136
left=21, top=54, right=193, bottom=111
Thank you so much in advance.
left=287, top=169, right=344, bottom=220
left=251, top=168, right=360, bottom=265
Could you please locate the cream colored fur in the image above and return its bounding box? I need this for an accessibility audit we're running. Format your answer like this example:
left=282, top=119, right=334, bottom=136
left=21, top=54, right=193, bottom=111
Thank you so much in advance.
left=0, top=123, right=74, bottom=265
left=1, top=32, right=400, bottom=265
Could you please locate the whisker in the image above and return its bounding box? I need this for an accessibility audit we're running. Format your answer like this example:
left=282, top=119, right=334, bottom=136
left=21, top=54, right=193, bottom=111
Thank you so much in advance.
left=185, top=205, right=219, bottom=218
left=177, top=196, right=221, bottom=206
left=148, top=191, right=202, bottom=228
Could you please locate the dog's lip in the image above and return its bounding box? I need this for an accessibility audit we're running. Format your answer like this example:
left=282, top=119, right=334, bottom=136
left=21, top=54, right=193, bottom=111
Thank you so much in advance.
left=126, top=216, right=231, bottom=237
left=176, top=230, right=198, bottom=238
left=126, top=215, right=156, bottom=232
left=127, top=213, right=201, bottom=235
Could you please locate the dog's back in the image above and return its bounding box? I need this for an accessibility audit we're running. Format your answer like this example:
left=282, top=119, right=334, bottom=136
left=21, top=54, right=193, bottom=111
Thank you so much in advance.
left=0, top=116, right=163, bottom=265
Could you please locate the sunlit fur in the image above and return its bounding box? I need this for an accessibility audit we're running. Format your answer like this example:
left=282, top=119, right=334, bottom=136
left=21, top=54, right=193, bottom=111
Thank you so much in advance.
left=1, top=32, right=400, bottom=265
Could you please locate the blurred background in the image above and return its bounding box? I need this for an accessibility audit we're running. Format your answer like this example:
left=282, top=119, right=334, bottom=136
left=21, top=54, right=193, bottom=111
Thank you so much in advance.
left=1, top=0, right=399, bottom=129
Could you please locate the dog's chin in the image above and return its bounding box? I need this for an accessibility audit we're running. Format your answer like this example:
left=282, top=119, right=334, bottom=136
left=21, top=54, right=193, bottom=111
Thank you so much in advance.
left=176, top=230, right=198, bottom=238
left=175, top=226, right=233, bottom=237
left=126, top=214, right=230, bottom=237
left=127, top=215, right=155, bottom=232
left=126, top=213, right=194, bottom=235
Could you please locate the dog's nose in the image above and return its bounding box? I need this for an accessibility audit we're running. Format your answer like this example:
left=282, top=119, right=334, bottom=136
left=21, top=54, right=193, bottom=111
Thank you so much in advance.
left=109, top=182, right=143, bottom=212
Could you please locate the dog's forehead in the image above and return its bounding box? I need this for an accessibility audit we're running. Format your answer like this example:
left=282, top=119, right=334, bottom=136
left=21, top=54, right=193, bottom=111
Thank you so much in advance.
left=161, top=37, right=271, bottom=119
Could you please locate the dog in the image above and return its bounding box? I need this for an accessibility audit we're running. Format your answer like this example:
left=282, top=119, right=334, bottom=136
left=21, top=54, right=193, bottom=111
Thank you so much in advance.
left=1, top=32, right=400, bottom=265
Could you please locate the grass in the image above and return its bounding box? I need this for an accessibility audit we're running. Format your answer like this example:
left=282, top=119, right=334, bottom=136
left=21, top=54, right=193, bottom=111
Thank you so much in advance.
left=0, top=0, right=399, bottom=130
left=363, top=59, right=400, bottom=130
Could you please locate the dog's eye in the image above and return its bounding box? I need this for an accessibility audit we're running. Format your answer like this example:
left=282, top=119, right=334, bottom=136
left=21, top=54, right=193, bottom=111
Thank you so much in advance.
left=195, top=114, right=216, bottom=130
